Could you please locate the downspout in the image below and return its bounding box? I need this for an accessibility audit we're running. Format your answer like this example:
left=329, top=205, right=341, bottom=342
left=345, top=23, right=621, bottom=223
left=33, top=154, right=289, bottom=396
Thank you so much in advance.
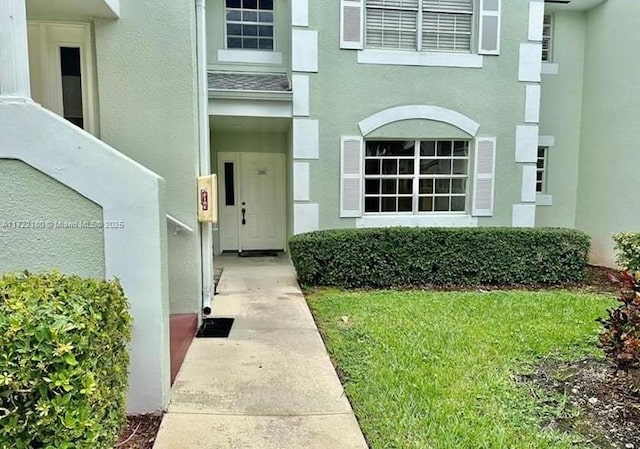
left=196, top=0, right=214, bottom=316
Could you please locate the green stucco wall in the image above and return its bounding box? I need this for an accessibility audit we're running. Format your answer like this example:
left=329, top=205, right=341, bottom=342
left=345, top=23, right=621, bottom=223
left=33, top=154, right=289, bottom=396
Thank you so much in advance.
left=307, top=0, right=531, bottom=230
left=94, top=1, right=202, bottom=314
left=575, top=0, right=640, bottom=266
left=537, top=11, right=586, bottom=228
left=0, top=159, right=105, bottom=278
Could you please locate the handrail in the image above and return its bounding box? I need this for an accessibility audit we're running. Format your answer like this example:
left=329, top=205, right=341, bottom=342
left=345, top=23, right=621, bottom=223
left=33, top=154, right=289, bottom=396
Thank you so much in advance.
left=166, top=214, right=194, bottom=234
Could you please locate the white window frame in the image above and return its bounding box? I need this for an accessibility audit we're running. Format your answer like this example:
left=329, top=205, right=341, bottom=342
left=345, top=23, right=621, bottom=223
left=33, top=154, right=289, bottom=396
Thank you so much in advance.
left=542, top=13, right=553, bottom=62
left=363, top=139, right=471, bottom=215
left=364, top=0, right=475, bottom=53
left=223, top=0, right=276, bottom=52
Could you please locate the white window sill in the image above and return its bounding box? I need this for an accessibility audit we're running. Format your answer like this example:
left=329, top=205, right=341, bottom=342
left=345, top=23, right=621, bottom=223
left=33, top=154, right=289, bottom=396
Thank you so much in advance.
left=356, top=214, right=479, bottom=228
left=541, top=62, right=558, bottom=75
left=218, top=49, right=283, bottom=65
left=357, top=49, right=484, bottom=68
left=536, top=194, right=553, bottom=206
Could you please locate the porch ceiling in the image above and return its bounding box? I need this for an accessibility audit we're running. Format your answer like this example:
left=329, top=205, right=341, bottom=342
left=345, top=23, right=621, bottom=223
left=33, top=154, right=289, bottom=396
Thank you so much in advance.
left=545, top=0, right=606, bottom=11
left=26, top=0, right=119, bottom=20
left=210, top=116, right=291, bottom=134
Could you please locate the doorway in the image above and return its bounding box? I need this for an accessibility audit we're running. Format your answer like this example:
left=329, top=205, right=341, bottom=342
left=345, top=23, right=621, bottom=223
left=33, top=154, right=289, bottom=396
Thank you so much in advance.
left=218, top=152, right=286, bottom=252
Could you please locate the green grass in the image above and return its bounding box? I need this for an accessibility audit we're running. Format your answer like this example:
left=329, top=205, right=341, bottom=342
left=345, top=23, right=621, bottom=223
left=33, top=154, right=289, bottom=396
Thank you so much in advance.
left=307, top=290, right=615, bottom=449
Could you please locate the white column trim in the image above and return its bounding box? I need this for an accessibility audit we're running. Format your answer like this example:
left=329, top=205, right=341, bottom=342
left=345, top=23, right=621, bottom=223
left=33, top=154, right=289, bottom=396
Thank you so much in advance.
left=292, top=29, right=318, bottom=72
left=515, top=125, right=539, bottom=163
left=294, top=203, right=319, bottom=234
left=292, top=0, right=309, bottom=27
left=0, top=0, right=31, bottom=99
left=528, top=1, right=545, bottom=42
left=524, top=85, right=541, bottom=123
left=518, top=43, right=542, bottom=82
left=538, top=135, right=555, bottom=147
left=294, top=162, right=310, bottom=201
left=521, top=165, right=537, bottom=203
left=512, top=204, right=536, bottom=227
left=293, top=118, right=319, bottom=159
left=541, top=62, right=559, bottom=75
left=292, top=74, right=310, bottom=116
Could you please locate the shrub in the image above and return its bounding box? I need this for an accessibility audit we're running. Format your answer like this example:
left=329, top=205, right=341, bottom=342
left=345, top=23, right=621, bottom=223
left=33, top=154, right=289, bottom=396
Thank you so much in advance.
left=613, top=232, right=640, bottom=274
left=599, top=271, right=640, bottom=369
left=0, top=271, right=132, bottom=449
left=289, top=227, right=590, bottom=288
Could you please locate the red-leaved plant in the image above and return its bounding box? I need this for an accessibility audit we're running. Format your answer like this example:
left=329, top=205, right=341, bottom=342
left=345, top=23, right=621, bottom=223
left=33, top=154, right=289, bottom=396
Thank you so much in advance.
left=599, top=271, right=640, bottom=369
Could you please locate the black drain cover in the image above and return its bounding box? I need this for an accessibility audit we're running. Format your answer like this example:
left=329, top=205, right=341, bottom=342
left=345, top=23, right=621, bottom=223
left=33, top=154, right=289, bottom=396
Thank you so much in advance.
left=196, top=318, right=235, bottom=338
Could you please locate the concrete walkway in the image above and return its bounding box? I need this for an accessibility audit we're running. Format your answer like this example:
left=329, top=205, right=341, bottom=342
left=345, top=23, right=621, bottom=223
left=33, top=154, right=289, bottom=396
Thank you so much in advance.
left=154, top=254, right=368, bottom=449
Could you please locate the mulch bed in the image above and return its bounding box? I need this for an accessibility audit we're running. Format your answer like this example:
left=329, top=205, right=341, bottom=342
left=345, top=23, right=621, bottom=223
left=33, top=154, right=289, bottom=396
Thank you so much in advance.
left=116, top=414, right=163, bottom=449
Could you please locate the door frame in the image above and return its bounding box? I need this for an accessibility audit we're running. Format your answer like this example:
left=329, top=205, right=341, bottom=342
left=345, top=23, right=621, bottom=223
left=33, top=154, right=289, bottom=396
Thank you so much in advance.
left=217, top=151, right=286, bottom=252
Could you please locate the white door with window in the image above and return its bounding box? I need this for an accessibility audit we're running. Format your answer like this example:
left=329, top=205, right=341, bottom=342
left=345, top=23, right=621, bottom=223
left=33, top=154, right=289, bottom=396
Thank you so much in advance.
left=218, top=152, right=286, bottom=252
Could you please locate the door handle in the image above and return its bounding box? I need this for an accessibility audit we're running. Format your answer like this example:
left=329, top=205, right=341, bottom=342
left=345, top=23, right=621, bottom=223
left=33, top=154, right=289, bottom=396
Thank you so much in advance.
left=241, top=205, right=246, bottom=225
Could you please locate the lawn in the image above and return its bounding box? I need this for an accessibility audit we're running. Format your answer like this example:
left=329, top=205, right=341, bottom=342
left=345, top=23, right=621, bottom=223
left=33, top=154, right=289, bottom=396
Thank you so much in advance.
left=307, top=290, right=616, bottom=449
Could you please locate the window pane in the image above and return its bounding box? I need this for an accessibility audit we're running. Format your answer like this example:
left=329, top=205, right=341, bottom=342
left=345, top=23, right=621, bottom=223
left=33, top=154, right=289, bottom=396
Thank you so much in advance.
left=365, top=159, right=381, bottom=175
left=437, top=141, right=452, bottom=157
left=366, top=141, right=414, bottom=157
left=382, top=179, right=397, bottom=194
left=398, top=159, right=414, bottom=174
left=243, top=0, right=258, bottom=9
left=226, top=0, right=241, bottom=7
left=227, top=37, right=242, bottom=48
left=420, top=159, right=439, bottom=175
left=259, top=0, right=273, bottom=9
left=434, top=197, right=449, bottom=211
left=227, top=24, right=242, bottom=36
left=365, top=197, right=380, bottom=213
left=419, top=179, right=434, bottom=194
left=398, top=179, right=413, bottom=194
left=419, top=196, right=433, bottom=212
left=227, top=10, right=242, bottom=21
left=453, top=141, right=469, bottom=157
left=398, top=197, right=413, bottom=212
left=435, top=179, right=450, bottom=194
left=243, top=11, right=258, bottom=22
left=452, top=159, right=467, bottom=175
left=243, top=25, right=258, bottom=36
left=451, top=179, right=466, bottom=194
left=451, top=196, right=466, bottom=212
left=224, top=163, right=235, bottom=206
left=365, top=179, right=380, bottom=195
left=258, top=39, right=274, bottom=50
left=258, top=25, right=273, bottom=37
left=382, top=159, right=397, bottom=175
left=382, top=197, right=397, bottom=212
left=420, top=141, right=436, bottom=156
left=259, top=12, right=273, bottom=23
left=60, top=47, right=83, bottom=129
left=243, top=38, right=258, bottom=48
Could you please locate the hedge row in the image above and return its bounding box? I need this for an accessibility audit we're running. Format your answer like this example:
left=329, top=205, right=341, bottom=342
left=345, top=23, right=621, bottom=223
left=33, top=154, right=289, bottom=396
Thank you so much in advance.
left=289, top=227, right=590, bottom=288
left=614, top=232, right=640, bottom=274
left=0, top=272, right=132, bottom=449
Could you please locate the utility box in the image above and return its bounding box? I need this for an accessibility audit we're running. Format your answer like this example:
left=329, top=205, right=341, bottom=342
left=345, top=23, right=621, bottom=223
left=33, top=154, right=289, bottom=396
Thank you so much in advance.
left=197, top=175, right=218, bottom=224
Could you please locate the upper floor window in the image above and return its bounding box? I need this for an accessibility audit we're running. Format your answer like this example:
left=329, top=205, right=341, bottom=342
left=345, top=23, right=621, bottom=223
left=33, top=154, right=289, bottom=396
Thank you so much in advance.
left=542, top=14, right=552, bottom=62
left=365, top=0, right=473, bottom=53
left=225, top=0, right=274, bottom=50
left=364, top=140, right=470, bottom=214
left=536, top=146, right=548, bottom=193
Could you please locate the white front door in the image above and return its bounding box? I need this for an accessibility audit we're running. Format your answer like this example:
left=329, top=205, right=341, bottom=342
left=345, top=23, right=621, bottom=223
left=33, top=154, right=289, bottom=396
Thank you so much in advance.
left=218, top=152, right=286, bottom=252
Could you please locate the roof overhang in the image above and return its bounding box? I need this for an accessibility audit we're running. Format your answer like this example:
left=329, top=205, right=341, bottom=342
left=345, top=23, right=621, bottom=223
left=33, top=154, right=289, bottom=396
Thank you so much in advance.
left=545, top=0, right=606, bottom=12
left=26, top=0, right=119, bottom=20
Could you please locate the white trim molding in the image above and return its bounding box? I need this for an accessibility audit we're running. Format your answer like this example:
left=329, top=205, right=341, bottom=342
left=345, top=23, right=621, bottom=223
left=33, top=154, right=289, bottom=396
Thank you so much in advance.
left=293, top=162, right=310, bottom=201
left=292, top=0, right=309, bottom=27
left=538, top=135, right=555, bottom=147
left=0, top=0, right=31, bottom=99
left=292, top=74, right=310, bottom=116
left=512, top=204, right=536, bottom=227
left=292, top=29, right=318, bottom=72
left=217, top=49, right=283, bottom=65
left=209, top=99, right=292, bottom=118
left=294, top=203, right=319, bottom=234
left=536, top=194, right=553, bottom=206
left=524, top=85, right=541, bottom=123
left=521, top=165, right=537, bottom=203
left=357, top=49, right=484, bottom=68
left=357, top=214, right=478, bottom=228
left=515, top=125, right=539, bottom=163
left=541, top=62, right=559, bottom=75
left=359, top=105, right=480, bottom=137
left=518, top=43, right=542, bottom=82
left=293, top=118, right=319, bottom=159
left=528, top=1, right=545, bottom=42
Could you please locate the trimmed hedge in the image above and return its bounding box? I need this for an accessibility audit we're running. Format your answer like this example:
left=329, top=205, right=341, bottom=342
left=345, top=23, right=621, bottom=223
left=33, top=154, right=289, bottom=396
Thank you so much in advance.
left=0, top=272, right=132, bottom=449
left=613, top=232, right=640, bottom=274
left=289, top=227, right=590, bottom=288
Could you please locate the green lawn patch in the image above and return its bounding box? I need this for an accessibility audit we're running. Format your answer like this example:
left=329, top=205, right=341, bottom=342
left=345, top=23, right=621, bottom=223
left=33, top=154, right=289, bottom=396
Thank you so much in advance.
left=307, top=290, right=615, bottom=449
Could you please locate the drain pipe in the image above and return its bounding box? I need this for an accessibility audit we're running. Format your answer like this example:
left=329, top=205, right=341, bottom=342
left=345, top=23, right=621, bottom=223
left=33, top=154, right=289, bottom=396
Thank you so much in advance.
left=196, top=0, right=214, bottom=316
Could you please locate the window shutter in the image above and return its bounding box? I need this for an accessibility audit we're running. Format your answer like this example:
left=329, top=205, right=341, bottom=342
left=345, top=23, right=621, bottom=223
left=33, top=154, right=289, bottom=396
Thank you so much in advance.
left=478, top=0, right=501, bottom=55
left=472, top=137, right=496, bottom=217
left=340, top=136, right=364, bottom=217
left=341, top=0, right=364, bottom=49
